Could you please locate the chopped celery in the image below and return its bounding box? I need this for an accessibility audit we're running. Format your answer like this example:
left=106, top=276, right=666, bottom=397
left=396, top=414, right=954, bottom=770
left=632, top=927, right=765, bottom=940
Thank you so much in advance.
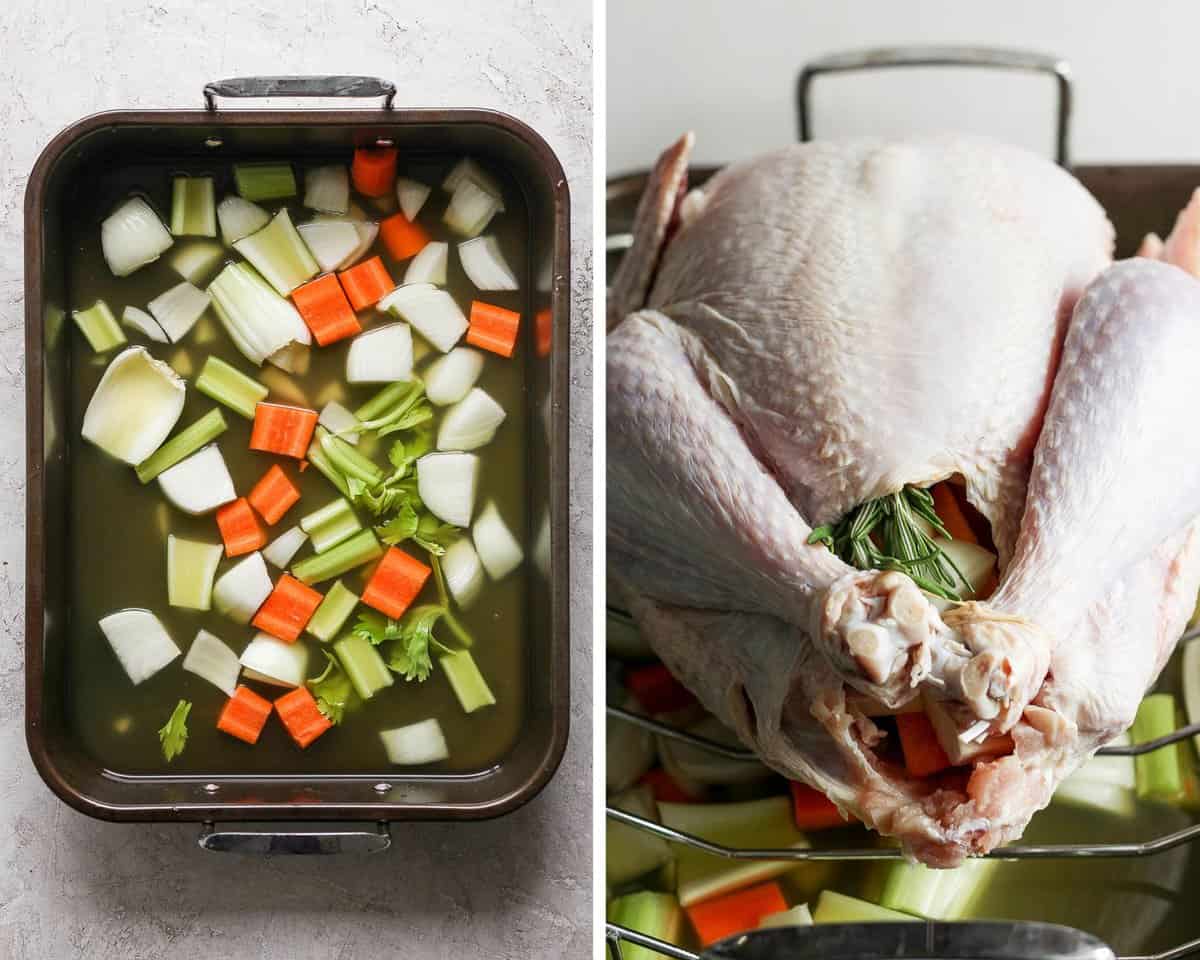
left=234, top=162, right=296, bottom=202
left=316, top=426, right=385, bottom=486
left=319, top=401, right=360, bottom=444
left=305, top=437, right=351, bottom=497
left=334, top=633, right=394, bottom=699
left=167, top=239, right=225, bottom=284
left=1185, top=641, right=1200, bottom=753
left=292, top=529, right=383, bottom=584
left=166, top=535, right=223, bottom=610
left=307, top=580, right=359, bottom=642
left=233, top=208, right=319, bottom=295
left=438, top=649, right=495, bottom=713
left=135, top=408, right=227, bottom=483
left=207, top=261, right=311, bottom=365
left=195, top=355, right=268, bottom=419
left=73, top=300, right=126, bottom=353
left=606, top=892, right=682, bottom=960
left=1133, top=693, right=1186, bottom=803
left=354, top=381, right=413, bottom=422
left=879, top=858, right=998, bottom=920
left=812, top=891, right=917, bottom=924
left=300, top=498, right=363, bottom=553
left=170, top=175, right=216, bottom=237
left=82, top=347, right=185, bottom=465
left=608, top=784, right=673, bottom=886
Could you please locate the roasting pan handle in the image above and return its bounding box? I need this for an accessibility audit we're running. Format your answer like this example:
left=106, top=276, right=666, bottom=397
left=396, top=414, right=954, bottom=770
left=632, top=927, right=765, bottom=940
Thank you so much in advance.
left=203, top=75, right=396, bottom=110
left=796, top=46, right=1072, bottom=166
left=198, top=821, right=391, bottom=854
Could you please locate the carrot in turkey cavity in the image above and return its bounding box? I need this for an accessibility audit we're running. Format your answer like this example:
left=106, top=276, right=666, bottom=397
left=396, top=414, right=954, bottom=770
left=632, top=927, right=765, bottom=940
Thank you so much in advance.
left=931, top=482, right=978, bottom=544
left=896, top=711, right=953, bottom=778
left=624, top=663, right=696, bottom=715
left=789, top=781, right=852, bottom=830
left=248, top=464, right=301, bottom=525
left=250, top=402, right=319, bottom=459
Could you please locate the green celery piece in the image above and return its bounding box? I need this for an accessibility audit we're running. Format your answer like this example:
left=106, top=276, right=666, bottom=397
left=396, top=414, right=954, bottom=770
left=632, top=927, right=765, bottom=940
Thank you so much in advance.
left=300, top=498, right=363, bottom=553
left=307, top=580, right=360, bottom=642
left=170, top=175, right=216, bottom=237
left=1132, top=693, right=1186, bottom=803
left=333, top=633, right=394, bottom=700
left=879, top=858, right=998, bottom=920
left=73, top=300, right=126, bottom=353
left=195, top=355, right=268, bottom=419
left=812, top=891, right=918, bottom=923
left=306, top=435, right=352, bottom=497
left=606, top=891, right=682, bottom=960
left=135, top=408, right=227, bottom=483
left=292, top=529, right=382, bottom=585
left=158, top=699, right=192, bottom=762
left=438, top=649, right=495, bottom=714
left=233, top=208, right=318, bottom=296
left=316, top=427, right=385, bottom=486
left=234, top=162, right=296, bottom=202
left=166, top=535, right=223, bottom=610
left=354, top=381, right=411, bottom=422
left=607, top=784, right=672, bottom=887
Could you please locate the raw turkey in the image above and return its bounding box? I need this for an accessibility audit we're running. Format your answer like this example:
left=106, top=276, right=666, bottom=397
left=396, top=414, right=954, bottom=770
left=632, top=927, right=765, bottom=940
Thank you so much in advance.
left=607, top=132, right=1200, bottom=866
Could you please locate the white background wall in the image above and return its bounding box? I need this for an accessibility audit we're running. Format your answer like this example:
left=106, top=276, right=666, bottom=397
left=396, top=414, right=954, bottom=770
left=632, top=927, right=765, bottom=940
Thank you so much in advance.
left=608, top=1, right=1200, bottom=174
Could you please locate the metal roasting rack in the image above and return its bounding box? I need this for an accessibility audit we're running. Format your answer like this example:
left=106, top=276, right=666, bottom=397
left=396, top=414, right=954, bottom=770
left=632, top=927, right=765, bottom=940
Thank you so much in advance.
left=607, top=44, right=1200, bottom=960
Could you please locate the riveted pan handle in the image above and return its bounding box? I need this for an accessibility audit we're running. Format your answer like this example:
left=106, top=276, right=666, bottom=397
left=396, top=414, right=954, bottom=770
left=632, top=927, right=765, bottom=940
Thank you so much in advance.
left=203, top=75, right=396, bottom=110
left=796, top=46, right=1072, bottom=166
left=198, top=821, right=391, bottom=854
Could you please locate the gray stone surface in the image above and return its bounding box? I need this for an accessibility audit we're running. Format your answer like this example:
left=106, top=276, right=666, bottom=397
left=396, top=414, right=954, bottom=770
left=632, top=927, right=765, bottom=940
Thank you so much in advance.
left=0, top=3, right=593, bottom=957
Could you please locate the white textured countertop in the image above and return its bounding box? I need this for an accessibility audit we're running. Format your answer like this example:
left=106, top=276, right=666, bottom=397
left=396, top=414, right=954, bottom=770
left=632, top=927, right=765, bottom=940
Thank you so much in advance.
left=0, top=2, right=593, bottom=957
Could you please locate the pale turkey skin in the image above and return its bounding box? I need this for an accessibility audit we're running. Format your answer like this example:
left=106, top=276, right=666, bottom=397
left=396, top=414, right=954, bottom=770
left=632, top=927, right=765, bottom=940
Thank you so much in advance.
left=608, top=133, right=1200, bottom=865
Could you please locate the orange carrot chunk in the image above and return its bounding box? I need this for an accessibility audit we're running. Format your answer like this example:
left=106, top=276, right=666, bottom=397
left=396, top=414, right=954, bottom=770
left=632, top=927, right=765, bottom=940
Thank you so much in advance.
left=379, top=211, right=431, bottom=261
left=789, top=781, right=852, bottom=830
left=292, top=273, right=362, bottom=346
left=351, top=146, right=398, bottom=197
left=216, top=685, right=273, bottom=744
left=250, top=402, right=319, bottom=459
left=534, top=305, right=553, bottom=358
left=274, top=686, right=333, bottom=748
left=896, top=711, right=953, bottom=778
left=247, top=464, right=301, bottom=525
left=252, top=574, right=324, bottom=643
left=338, top=255, right=395, bottom=311
left=215, top=497, right=267, bottom=557
left=361, top=547, right=431, bottom=619
left=930, top=482, right=978, bottom=544
left=466, top=300, right=520, bottom=358
left=686, top=881, right=789, bottom=947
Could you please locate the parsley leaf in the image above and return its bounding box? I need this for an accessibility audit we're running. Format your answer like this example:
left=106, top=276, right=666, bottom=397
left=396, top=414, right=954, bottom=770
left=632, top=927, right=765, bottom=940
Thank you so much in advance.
left=352, top=610, right=398, bottom=646
left=412, top=513, right=459, bottom=555
left=386, top=604, right=446, bottom=681
left=158, top=699, right=191, bottom=762
left=376, top=501, right=420, bottom=546
left=307, top=652, right=356, bottom=724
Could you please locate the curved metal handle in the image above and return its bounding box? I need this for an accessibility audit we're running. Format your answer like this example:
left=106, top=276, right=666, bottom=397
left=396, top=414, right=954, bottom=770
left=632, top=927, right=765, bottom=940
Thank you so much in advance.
left=203, top=75, right=396, bottom=111
left=796, top=46, right=1072, bottom=166
left=198, top=821, right=391, bottom=854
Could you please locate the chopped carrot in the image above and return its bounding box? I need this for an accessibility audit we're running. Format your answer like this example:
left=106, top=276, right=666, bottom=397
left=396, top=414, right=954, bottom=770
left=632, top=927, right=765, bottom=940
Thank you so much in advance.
left=252, top=574, right=324, bottom=643
left=789, top=781, right=852, bottom=830
left=351, top=146, right=398, bottom=197
left=466, top=300, right=520, bottom=358
left=639, top=768, right=697, bottom=804
left=299, top=460, right=309, bottom=472
left=896, top=711, right=953, bottom=777
left=534, top=305, right=552, bottom=358
left=361, top=546, right=431, bottom=619
left=338, top=255, right=395, bottom=311
left=274, top=686, right=333, bottom=748
left=291, top=274, right=362, bottom=346
left=624, top=663, right=696, bottom=715
left=248, top=464, right=301, bottom=525
left=931, top=482, right=978, bottom=544
left=250, top=402, right=319, bottom=459
left=217, top=685, right=273, bottom=745
left=685, top=882, right=788, bottom=947
left=215, top=497, right=267, bottom=557
left=379, top=211, right=431, bottom=261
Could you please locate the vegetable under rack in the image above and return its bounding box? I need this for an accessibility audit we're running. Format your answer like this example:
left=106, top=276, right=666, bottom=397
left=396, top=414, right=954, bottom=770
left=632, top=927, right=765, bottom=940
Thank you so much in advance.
left=606, top=611, right=1200, bottom=960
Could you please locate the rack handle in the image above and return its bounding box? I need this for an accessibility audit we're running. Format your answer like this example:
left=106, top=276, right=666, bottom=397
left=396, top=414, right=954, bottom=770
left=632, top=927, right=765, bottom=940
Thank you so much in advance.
left=203, top=75, right=396, bottom=111
left=796, top=46, right=1072, bottom=166
left=198, top=821, right=391, bottom=854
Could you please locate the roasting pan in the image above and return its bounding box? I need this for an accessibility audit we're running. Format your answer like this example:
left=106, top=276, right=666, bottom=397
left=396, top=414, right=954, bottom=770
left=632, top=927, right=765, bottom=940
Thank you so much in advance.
left=606, top=48, right=1200, bottom=960
left=25, top=76, right=571, bottom=852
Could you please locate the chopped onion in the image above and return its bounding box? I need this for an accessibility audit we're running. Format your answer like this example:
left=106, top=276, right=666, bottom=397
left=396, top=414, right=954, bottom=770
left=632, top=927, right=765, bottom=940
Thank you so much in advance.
left=346, top=322, right=413, bottom=383
left=423, top=347, right=484, bottom=406
left=437, top=387, right=506, bottom=451
left=377, top=283, right=467, bottom=353
left=297, top=221, right=361, bottom=273
left=319, top=400, right=359, bottom=444
left=472, top=499, right=524, bottom=580
left=417, top=452, right=479, bottom=527
left=380, top=718, right=449, bottom=765
left=166, top=239, right=225, bottom=285
left=442, top=158, right=505, bottom=203
left=82, top=347, right=185, bottom=465
left=267, top=341, right=311, bottom=376
left=157, top=443, right=236, bottom=515
left=212, top=551, right=273, bottom=624
left=182, top=629, right=240, bottom=696
left=98, top=609, right=180, bottom=685
left=148, top=281, right=211, bottom=342
left=441, top=537, right=484, bottom=609
left=304, top=164, right=349, bottom=214
left=208, top=262, right=311, bottom=366
left=444, top=179, right=504, bottom=238
left=167, top=535, right=223, bottom=611
left=263, top=526, right=307, bottom=569
left=233, top=208, right=319, bottom=295
left=396, top=177, right=431, bottom=221
left=121, top=306, right=168, bottom=343
left=101, top=196, right=174, bottom=277
left=217, top=195, right=270, bottom=246
left=404, top=241, right=448, bottom=286
left=458, top=236, right=519, bottom=290
left=239, top=633, right=309, bottom=687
